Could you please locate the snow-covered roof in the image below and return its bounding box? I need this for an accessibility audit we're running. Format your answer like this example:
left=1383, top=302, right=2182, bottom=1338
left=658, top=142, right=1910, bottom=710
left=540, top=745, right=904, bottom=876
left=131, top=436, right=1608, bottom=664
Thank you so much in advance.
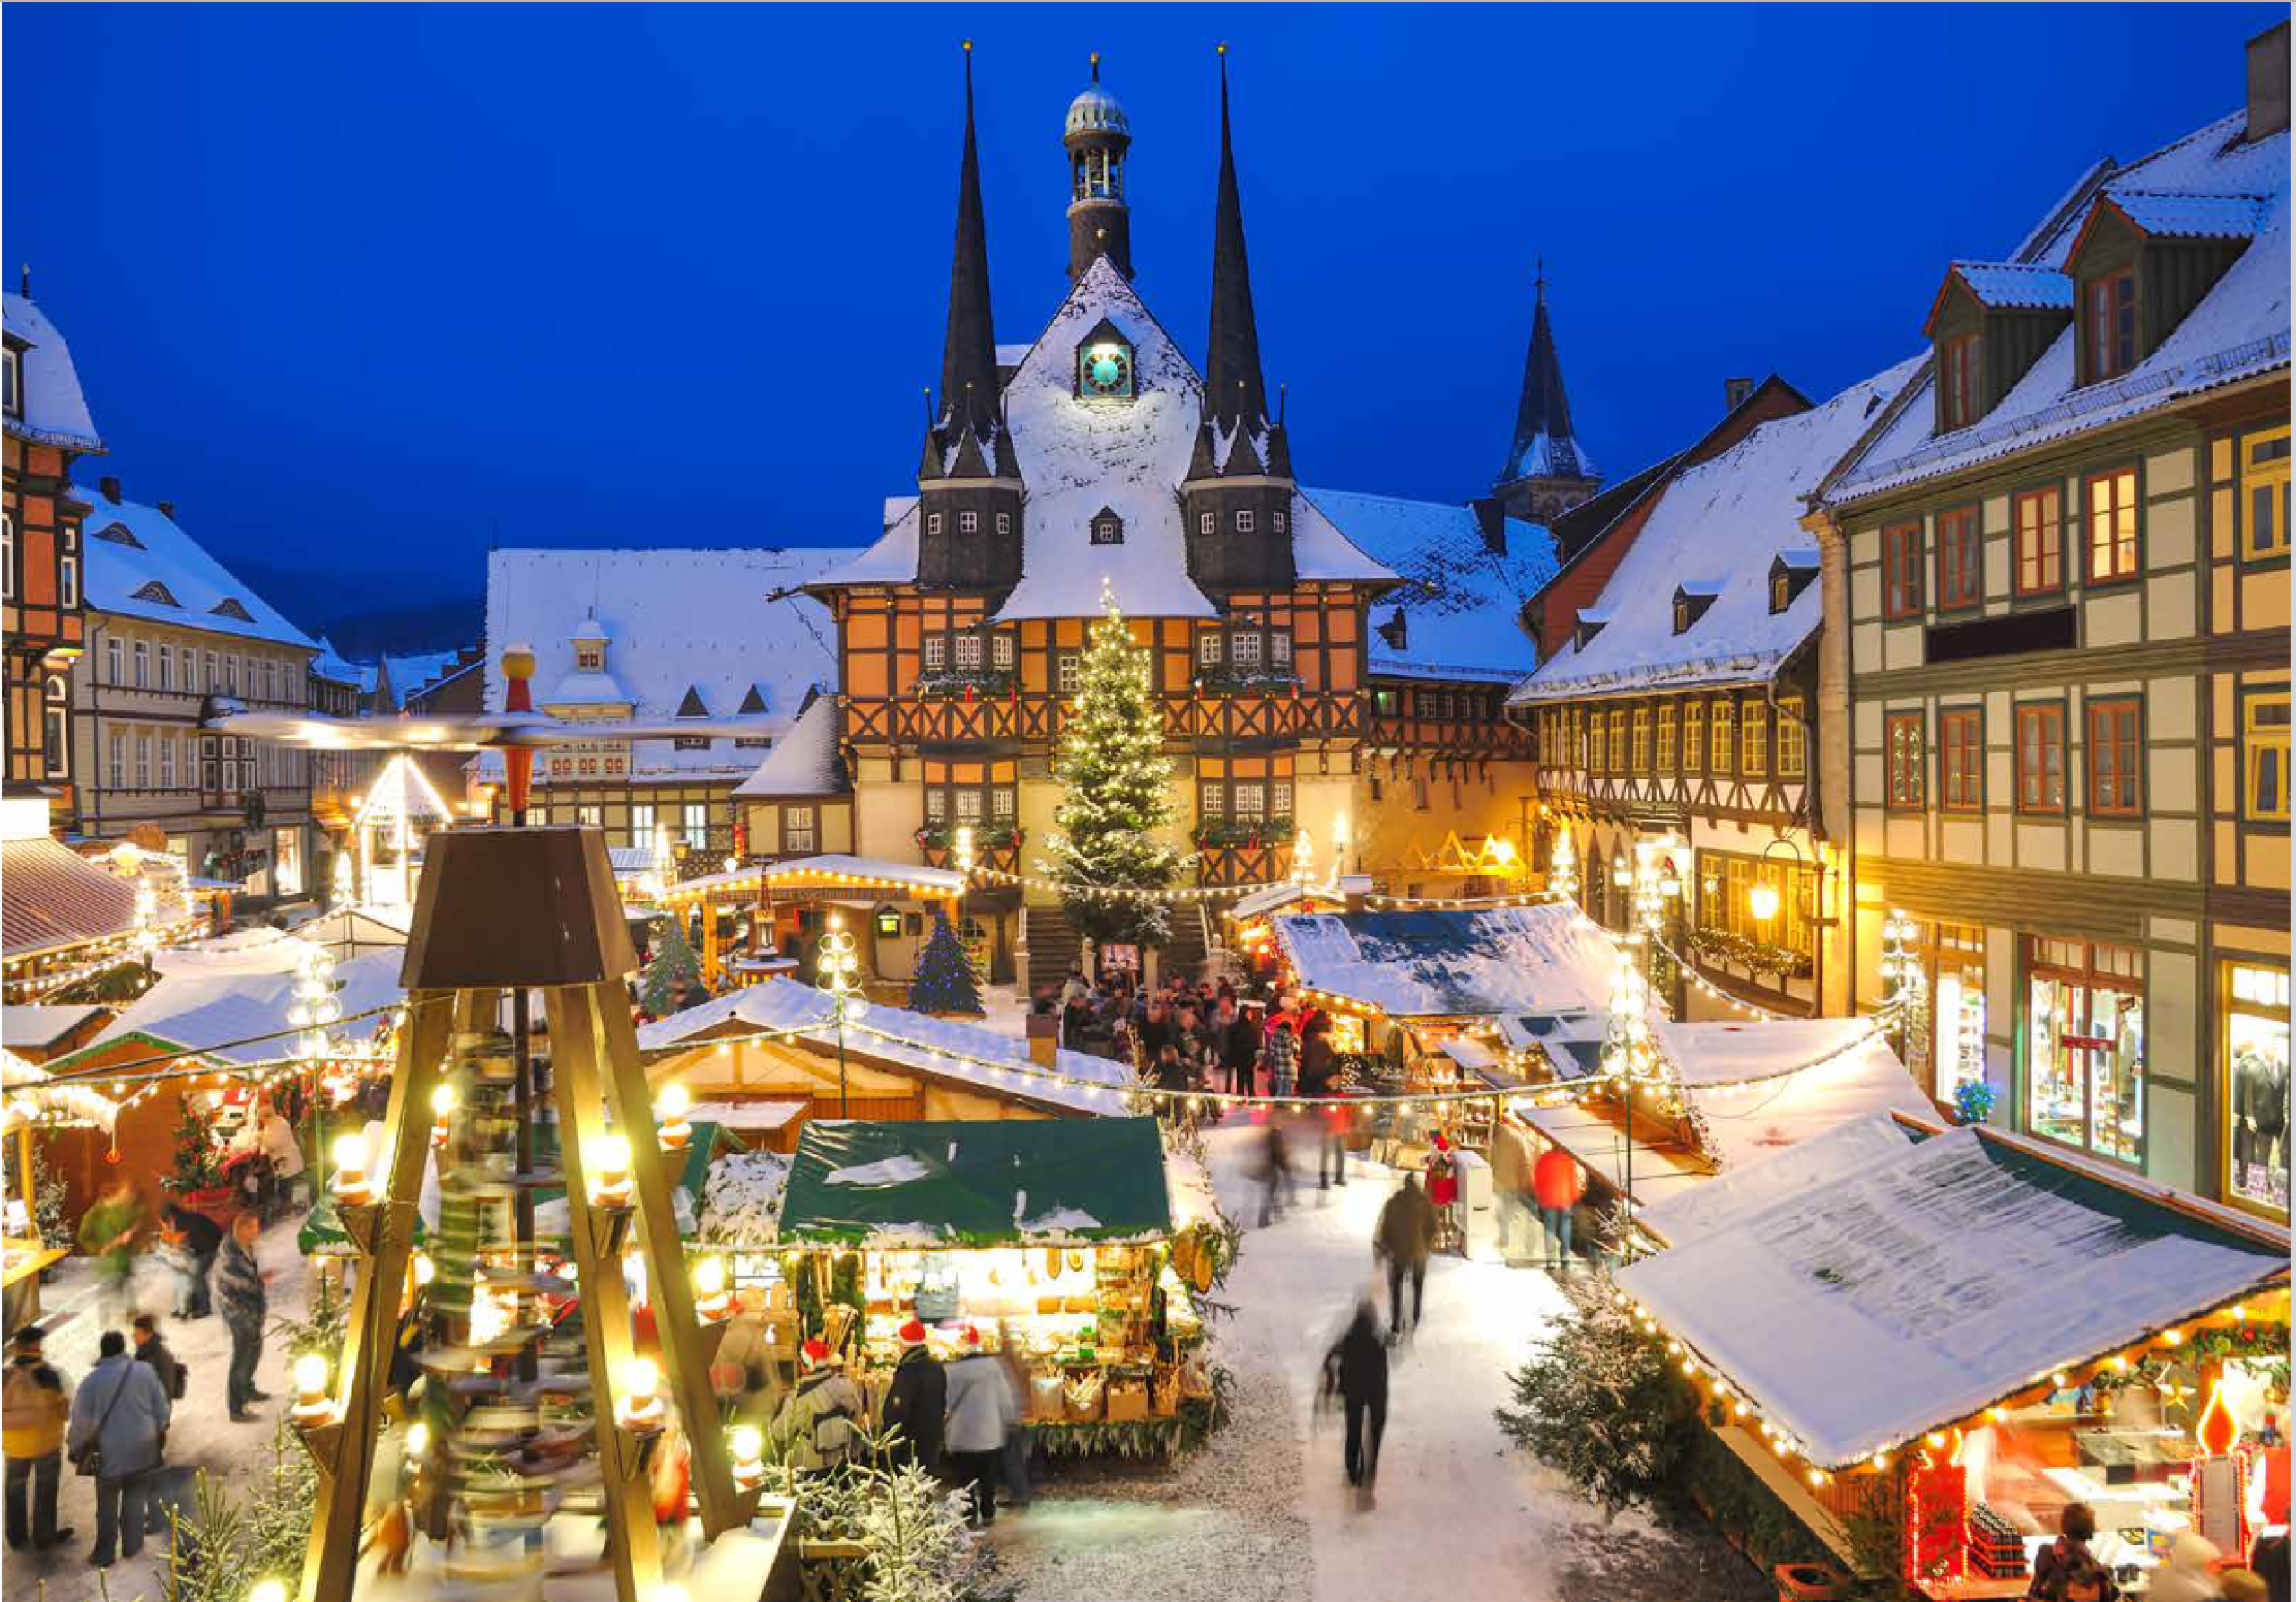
left=1944, top=261, right=2075, bottom=312
left=385, top=649, right=464, bottom=699
left=692, top=1147, right=794, bottom=1246
left=732, top=695, right=846, bottom=798
left=817, top=257, right=1387, bottom=617
left=1308, top=488, right=1552, bottom=683
left=1512, top=356, right=1924, bottom=704
left=1833, top=110, right=2291, bottom=501
left=761, top=855, right=964, bottom=896
left=0, top=1004, right=104, bottom=1052
left=639, top=977, right=1133, bottom=1116
left=309, top=638, right=378, bottom=694
left=1659, top=1018, right=1935, bottom=1173
left=1, top=1049, right=118, bottom=1135
left=2, top=292, right=102, bottom=452
left=1616, top=1121, right=2290, bottom=1468
left=57, top=934, right=404, bottom=1070
left=77, top=486, right=315, bottom=649
left=479, top=548, right=855, bottom=785
left=1637, top=1111, right=1919, bottom=1249
left=1273, top=902, right=1618, bottom=1019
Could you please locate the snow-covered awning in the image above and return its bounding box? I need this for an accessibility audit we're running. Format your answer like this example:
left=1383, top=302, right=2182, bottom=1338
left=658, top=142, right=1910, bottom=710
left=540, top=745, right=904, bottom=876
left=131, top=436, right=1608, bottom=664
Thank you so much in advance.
left=1615, top=1119, right=2292, bottom=1469
left=761, top=856, right=964, bottom=897
left=1, top=1049, right=118, bottom=1135
left=1272, top=902, right=1617, bottom=1019
left=1660, top=1018, right=1935, bottom=1173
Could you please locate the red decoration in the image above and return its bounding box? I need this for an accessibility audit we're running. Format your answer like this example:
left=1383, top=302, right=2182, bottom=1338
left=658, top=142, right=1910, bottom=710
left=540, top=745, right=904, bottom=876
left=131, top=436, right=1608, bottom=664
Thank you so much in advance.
left=1904, top=1460, right=1967, bottom=1583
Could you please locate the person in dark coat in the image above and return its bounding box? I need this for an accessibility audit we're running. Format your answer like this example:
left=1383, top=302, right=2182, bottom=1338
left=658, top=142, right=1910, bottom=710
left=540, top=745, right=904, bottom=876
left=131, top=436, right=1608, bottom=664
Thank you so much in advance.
left=2027, top=1502, right=2110, bottom=1601
left=1374, top=1173, right=1438, bottom=1339
left=215, top=1211, right=269, bottom=1421
left=1217, top=999, right=1257, bottom=1099
left=129, top=1315, right=183, bottom=1403
left=158, top=1202, right=222, bottom=1320
left=1323, top=1301, right=1389, bottom=1502
left=876, top=1321, right=946, bottom=1475
left=1299, top=1017, right=1348, bottom=1188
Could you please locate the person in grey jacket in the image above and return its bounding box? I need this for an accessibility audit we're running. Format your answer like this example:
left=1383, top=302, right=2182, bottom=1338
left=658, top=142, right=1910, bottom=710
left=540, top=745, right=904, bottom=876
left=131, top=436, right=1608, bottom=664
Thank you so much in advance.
left=67, top=1331, right=171, bottom=1569
left=942, top=1328, right=1017, bottom=1528
left=215, top=1211, right=269, bottom=1421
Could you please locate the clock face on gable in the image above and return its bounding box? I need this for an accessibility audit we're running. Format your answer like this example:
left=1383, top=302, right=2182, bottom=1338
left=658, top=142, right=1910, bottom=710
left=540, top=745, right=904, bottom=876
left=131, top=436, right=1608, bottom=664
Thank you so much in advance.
left=1079, top=340, right=1134, bottom=400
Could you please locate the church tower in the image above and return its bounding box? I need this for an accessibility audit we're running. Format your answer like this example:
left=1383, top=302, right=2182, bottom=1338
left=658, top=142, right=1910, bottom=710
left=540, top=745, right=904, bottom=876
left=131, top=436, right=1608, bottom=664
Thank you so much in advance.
left=1181, top=46, right=1296, bottom=595
left=1065, top=55, right=1132, bottom=280
left=1493, top=268, right=1601, bottom=525
left=917, top=42, right=1024, bottom=590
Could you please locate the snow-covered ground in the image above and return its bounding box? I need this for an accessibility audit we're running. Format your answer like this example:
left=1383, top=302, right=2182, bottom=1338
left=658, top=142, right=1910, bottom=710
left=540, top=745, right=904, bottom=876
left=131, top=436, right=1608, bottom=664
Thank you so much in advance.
left=984, top=1119, right=1772, bottom=1602
left=7, top=1212, right=316, bottom=1602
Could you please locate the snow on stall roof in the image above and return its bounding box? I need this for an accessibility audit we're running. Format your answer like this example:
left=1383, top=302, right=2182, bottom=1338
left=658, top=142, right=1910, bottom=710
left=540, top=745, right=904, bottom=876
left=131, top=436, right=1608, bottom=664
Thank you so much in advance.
left=64, top=938, right=404, bottom=1069
left=732, top=695, right=846, bottom=797
left=479, top=548, right=853, bottom=784
left=2108, top=187, right=2271, bottom=239
left=1616, top=1124, right=2289, bottom=1467
left=76, top=488, right=315, bottom=649
left=693, top=1148, right=794, bottom=1247
left=1308, top=488, right=1549, bottom=682
left=638, top=978, right=1132, bottom=1115
left=1637, top=1111, right=1921, bottom=1249
left=386, top=649, right=464, bottom=699
left=1658, top=1018, right=1935, bottom=1173
left=1512, top=355, right=1924, bottom=704
left=2, top=293, right=102, bottom=451
left=994, top=257, right=1218, bottom=621
left=1272, top=903, right=1618, bottom=1019
left=1834, top=112, right=2290, bottom=502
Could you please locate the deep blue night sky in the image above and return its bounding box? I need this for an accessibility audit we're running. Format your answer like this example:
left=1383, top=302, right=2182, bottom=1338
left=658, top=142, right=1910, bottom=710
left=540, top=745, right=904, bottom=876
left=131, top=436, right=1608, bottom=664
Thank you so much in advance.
left=3, top=4, right=2278, bottom=625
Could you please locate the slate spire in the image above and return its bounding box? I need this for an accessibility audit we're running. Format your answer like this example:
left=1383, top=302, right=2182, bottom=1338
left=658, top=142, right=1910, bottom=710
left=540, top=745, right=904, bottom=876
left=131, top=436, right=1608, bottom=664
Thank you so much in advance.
left=932, top=40, right=1002, bottom=477
left=1500, top=265, right=1595, bottom=488
left=1201, top=44, right=1271, bottom=452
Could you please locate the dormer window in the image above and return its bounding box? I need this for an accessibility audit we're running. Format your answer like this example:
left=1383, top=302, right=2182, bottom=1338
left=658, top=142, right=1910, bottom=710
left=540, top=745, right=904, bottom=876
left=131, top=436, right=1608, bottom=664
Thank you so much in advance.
left=1574, top=609, right=1611, bottom=650
left=575, top=643, right=604, bottom=672
left=129, top=579, right=179, bottom=607
left=1766, top=555, right=1819, bottom=615
left=1076, top=318, right=1135, bottom=402
left=1091, top=508, right=1125, bottom=545
left=2083, top=268, right=2136, bottom=383
left=675, top=685, right=709, bottom=718
left=2, top=344, right=20, bottom=420
left=1672, top=586, right=1719, bottom=635
left=1939, top=331, right=1981, bottom=431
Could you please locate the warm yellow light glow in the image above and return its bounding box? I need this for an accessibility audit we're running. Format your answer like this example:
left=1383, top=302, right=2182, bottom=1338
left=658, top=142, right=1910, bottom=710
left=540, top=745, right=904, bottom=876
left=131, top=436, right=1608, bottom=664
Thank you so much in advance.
left=588, top=1134, right=631, bottom=1176
left=1748, top=881, right=1781, bottom=923
left=694, top=1254, right=726, bottom=1295
left=657, top=1083, right=691, bottom=1120
left=730, top=1426, right=763, bottom=1465
left=621, top=1357, right=658, bottom=1399
left=413, top=1253, right=435, bottom=1286
left=2161, top=1328, right=2184, bottom=1345
left=293, top=1354, right=332, bottom=1399
left=430, top=1084, right=456, bottom=1117
left=331, top=1134, right=368, bottom=1173
left=249, top=1581, right=289, bottom=1602
left=406, top=1421, right=430, bottom=1457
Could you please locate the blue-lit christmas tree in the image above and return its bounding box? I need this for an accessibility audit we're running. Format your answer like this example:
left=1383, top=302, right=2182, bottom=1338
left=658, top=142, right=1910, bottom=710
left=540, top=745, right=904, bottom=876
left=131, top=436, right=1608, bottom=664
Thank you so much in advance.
left=908, top=911, right=984, bottom=1015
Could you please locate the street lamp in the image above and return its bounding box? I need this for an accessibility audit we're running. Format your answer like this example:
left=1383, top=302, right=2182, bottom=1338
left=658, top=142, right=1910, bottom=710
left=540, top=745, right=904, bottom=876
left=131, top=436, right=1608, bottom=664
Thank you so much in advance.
left=1549, top=831, right=1578, bottom=903
left=819, top=913, right=866, bottom=1118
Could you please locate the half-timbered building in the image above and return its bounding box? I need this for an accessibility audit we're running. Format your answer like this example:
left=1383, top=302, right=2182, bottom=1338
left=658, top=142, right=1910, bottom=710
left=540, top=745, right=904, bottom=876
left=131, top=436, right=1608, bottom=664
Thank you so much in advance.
left=1812, top=24, right=2291, bottom=1217
left=1511, top=361, right=1923, bottom=1019
left=2, top=286, right=102, bottom=827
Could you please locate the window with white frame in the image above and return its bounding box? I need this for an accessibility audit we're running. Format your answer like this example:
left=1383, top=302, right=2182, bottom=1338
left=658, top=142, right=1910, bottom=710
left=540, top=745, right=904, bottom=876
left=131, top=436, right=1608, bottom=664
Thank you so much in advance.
left=1197, top=633, right=1221, bottom=667
left=2, top=515, right=13, bottom=599
left=952, top=633, right=985, bottom=670
left=109, top=728, right=126, bottom=787
left=1231, top=631, right=1264, bottom=667
left=1198, top=511, right=1214, bottom=535
left=1057, top=652, right=1081, bottom=694
left=631, top=804, right=656, bottom=843
left=105, top=638, right=122, bottom=683
left=41, top=679, right=66, bottom=775
left=135, top=734, right=151, bottom=789
left=785, top=805, right=817, bottom=853
left=923, top=635, right=948, bottom=671
left=58, top=553, right=75, bottom=607
left=959, top=510, right=978, bottom=534
left=683, top=802, right=709, bottom=844
left=1273, top=510, right=1289, bottom=534
left=990, top=631, right=1015, bottom=670
left=133, top=640, right=149, bottom=688
left=1235, top=509, right=1255, bottom=534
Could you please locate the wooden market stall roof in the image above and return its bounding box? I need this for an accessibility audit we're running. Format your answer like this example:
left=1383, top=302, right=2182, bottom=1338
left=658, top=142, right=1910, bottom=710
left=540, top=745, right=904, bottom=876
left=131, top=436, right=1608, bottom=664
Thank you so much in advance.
left=778, top=1117, right=1173, bottom=1249
left=1, top=1049, right=119, bottom=1135
left=762, top=855, right=965, bottom=898
left=1615, top=1114, right=2292, bottom=1470
left=1271, top=901, right=1615, bottom=1020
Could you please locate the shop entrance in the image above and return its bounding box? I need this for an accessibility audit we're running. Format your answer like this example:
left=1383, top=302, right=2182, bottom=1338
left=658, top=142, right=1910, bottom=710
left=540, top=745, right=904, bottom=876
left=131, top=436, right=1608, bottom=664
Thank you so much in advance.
left=2024, top=937, right=2145, bottom=1166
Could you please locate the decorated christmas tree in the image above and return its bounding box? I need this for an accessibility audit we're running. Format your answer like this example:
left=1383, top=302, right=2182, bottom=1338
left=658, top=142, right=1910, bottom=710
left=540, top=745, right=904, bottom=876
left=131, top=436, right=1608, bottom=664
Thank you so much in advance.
left=640, top=916, right=702, bottom=1014
left=907, top=911, right=984, bottom=1015
left=1045, top=584, right=1186, bottom=948
left=166, top=1093, right=222, bottom=1195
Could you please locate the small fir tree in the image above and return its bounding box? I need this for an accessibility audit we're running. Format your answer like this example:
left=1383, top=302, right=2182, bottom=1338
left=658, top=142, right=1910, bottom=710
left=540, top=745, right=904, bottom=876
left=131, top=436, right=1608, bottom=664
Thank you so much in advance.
left=1044, top=584, right=1186, bottom=949
left=641, top=916, right=703, bottom=1014
left=1494, top=1274, right=1696, bottom=1519
left=167, top=1092, right=223, bottom=1195
left=907, top=912, right=984, bottom=1014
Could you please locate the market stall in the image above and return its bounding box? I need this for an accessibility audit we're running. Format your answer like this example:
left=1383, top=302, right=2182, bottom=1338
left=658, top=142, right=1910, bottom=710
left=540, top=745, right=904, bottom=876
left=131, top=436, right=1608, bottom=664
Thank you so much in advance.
left=1617, top=1114, right=2292, bottom=1595
left=1, top=1050, right=118, bottom=1329
left=760, top=1117, right=1227, bottom=1459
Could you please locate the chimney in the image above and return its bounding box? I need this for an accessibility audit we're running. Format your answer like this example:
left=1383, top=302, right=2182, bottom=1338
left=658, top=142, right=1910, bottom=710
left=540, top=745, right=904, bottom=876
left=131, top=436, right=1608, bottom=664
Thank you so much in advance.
left=2248, top=22, right=2289, bottom=143
left=99, top=476, right=120, bottom=504
left=156, top=501, right=175, bottom=521
left=1724, top=377, right=1755, bottom=414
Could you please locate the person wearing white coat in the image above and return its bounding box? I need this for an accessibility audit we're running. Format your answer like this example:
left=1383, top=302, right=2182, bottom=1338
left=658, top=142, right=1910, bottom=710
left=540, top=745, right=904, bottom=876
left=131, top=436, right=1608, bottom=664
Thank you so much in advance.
left=942, top=1329, right=1016, bottom=1528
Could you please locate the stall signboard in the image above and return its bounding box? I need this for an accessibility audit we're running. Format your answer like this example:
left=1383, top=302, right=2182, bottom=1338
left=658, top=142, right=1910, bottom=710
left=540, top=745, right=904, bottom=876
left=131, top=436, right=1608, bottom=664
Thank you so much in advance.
left=1100, top=944, right=1140, bottom=973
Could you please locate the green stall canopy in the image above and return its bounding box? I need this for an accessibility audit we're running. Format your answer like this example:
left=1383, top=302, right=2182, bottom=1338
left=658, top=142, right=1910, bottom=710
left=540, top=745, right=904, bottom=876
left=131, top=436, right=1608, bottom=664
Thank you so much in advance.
left=778, top=1118, right=1173, bottom=1250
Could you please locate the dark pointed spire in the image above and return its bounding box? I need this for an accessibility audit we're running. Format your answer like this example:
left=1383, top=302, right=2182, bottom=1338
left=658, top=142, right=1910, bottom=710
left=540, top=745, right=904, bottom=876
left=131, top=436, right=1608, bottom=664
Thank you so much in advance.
left=1500, top=262, right=1596, bottom=489
left=1202, top=43, right=1271, bottom=448
left=934, top=39, right=1002, bottom=476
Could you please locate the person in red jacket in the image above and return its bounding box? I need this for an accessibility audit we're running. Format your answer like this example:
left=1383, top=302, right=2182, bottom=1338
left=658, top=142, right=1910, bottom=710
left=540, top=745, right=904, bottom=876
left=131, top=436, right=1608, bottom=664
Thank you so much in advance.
left=1533, top=1145, right=1587, bottom=1271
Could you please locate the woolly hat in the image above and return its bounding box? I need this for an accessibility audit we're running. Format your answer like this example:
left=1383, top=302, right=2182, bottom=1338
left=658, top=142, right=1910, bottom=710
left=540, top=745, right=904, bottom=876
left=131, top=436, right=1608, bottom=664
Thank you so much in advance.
left=898, top=1319, right=928, bottom=1347
left=801, top=1337, right=831, bottom=1369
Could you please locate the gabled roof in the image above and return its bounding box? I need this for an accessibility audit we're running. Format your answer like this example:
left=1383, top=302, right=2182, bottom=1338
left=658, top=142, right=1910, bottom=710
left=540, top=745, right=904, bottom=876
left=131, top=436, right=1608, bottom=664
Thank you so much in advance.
left=1833, top=109, right=2291, bottom=502
left=384, top=649, right=466, bottom=698
left=1926, top=261, right=2075, bottom=334
left=1, top=836, right=158, bottom=959
left=479, top=548, right=855, bottom=785
left=1272, top=903, right=1618, bottom=1020
left=1512, top=356, right=1924, bottom=704
left=2, top=292, right=102, bottom=453
left=56, top=933, right=404, bottom=1071
left=732, top=694, right=847, bottom=798
left=1308, top=488, right=1551, bottom=682
left=76, top=486, right=314, bottom=649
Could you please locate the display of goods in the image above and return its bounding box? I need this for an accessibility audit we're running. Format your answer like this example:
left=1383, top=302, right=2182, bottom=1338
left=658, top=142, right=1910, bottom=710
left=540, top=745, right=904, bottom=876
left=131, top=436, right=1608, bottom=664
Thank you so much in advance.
left=1065, top=1371, right=1107, bottom=1423
left=1029, top=1372, right=1067, bottom=1423
left=1150, top=1363, right=1181, bottom=1417
left=1965, top=1502, right=2027, bottom=1578
left=1105, top=1379, right=1150, bottom=1423
left=1904, top=1461, right=1967, bottom=1584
